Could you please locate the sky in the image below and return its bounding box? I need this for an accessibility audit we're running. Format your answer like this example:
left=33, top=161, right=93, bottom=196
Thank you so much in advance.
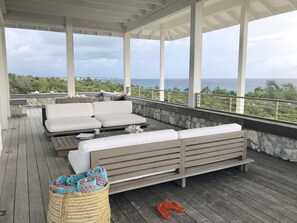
left=5, top=10, right=297, bottom=79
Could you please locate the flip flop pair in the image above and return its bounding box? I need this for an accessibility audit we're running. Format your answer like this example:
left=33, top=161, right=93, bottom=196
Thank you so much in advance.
left=156, top=201, right=185, bottom=219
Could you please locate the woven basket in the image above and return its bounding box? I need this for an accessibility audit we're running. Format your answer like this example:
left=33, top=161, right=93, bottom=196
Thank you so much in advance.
left=47, top=183, right=110, bottom=223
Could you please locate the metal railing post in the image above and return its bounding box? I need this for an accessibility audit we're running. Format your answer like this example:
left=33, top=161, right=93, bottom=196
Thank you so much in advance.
left=126, top=86, right=131, bottom=96
left=196, top=93, right=201, bottom=107
left=275, top=101, right=279, bottom=120
left=229, top=97, right=233, bottom=112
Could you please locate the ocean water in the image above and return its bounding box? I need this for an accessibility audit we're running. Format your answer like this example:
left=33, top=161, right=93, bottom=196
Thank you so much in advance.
left=106, top=78, right=297, bottom=93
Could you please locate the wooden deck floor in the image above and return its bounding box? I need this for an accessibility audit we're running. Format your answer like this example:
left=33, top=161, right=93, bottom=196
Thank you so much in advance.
left=1, top=108, right=297, bottom=223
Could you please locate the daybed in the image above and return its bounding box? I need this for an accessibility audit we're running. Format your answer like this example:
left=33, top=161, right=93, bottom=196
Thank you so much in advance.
left=68, top=123, right=254, bottom=194
left=43, top=101, right=147, bottom=136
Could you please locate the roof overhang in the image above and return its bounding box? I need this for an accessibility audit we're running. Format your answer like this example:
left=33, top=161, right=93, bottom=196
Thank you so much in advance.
left=1, top=0, right=296, bottom=40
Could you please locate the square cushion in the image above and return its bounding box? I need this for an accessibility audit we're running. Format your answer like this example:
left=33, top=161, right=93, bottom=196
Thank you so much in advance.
left=94, top=114, right=146, bottom=127
left=178, top=123, right=242, bottom=139
left=92, top=101, right=132, bottom=116
left=46, top=103, right=93, bottom=119
left=45, top=117, right=101, bottom=133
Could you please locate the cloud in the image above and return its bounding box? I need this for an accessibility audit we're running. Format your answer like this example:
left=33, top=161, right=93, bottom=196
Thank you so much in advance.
left=5, top=10, right=297, bottom=80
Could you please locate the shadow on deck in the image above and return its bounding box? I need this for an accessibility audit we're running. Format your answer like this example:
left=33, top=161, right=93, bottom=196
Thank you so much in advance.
left=1, top=108, right=297, bottom=223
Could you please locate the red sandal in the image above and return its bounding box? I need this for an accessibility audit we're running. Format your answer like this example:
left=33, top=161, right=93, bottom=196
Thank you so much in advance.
left=156, top=203, right=171, bottom=219
left=164, top=201, right=185, bottom=213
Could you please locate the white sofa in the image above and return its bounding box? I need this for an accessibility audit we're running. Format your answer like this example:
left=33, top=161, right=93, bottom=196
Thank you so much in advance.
left=68, top=123, right=253, bottom=194
left=92, top=101, right=146, bottom=127
left=45, top=103, right=101, bottom=133
left=44, top=101, right=147, bottom=135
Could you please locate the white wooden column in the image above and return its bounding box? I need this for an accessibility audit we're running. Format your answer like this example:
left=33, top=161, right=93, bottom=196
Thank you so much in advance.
left=236, top=0, right=249, bottom=114
left=123, top=33, right=131, bottom=95
left=188, top=0, right=203, bottom=108
left=0, top=25, right=9, bottom=129
left=159, top=25, right=165, bottom=101
left=66, top=17, right=75, bottom=97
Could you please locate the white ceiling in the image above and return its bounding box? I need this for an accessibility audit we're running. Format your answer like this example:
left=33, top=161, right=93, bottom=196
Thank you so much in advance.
left=1, top=0, right=297, bottom=40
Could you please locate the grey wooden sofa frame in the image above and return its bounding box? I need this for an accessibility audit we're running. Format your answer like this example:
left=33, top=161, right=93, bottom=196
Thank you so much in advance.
left=91, top=130, right=254, bottom=194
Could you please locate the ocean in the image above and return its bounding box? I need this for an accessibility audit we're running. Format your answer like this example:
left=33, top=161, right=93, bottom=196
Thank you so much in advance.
left=104, top=78, right=297, bottom=93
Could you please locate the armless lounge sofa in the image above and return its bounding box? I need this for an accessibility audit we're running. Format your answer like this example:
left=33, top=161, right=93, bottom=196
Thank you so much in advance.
left=44, top=101, right=147, bottom=136
left=68, top=123, right=254, bottom=194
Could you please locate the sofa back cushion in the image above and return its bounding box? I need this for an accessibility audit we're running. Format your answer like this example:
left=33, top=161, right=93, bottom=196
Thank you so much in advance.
left=93, top=101, right=132, bottom=116
left=178, top=123, right=242, bottom=139
left=46, top=103, right=94, bottom=119
left=76, top=129, right=178, bottom=172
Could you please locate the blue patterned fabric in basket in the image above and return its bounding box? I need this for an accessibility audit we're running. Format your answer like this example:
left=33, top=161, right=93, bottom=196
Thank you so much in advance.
left=49, top=167, right=108, bottom=194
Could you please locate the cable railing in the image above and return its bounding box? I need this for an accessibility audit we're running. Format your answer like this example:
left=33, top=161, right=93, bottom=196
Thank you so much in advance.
left=130, top=87, right=188, bottom=106
left=129, top=87, right=297, bottom=124
left=197, top=93, right=297, bottom=123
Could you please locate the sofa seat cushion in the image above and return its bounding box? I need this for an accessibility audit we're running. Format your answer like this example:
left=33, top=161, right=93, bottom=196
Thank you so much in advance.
left=93, top=101, right=133, bottom=116
left=94, top=114, right=146, bottom=127
left=46, top=103, right=94, bottom=119
left=45, top=117, right=102, bottom=133
left=178, top=123, right=241, bottom=139
left=68, top=129, right=178, bottom=173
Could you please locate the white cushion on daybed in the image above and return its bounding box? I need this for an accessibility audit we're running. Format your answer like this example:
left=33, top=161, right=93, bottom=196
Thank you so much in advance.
left=94, top=114, right=146, bottom=127
left=68, top=129, right=178, bottom=174
left=45, top=117, right=101, bottom=133
left=177, top=123, right=242, bottom=139
left=92, top=101, right=132, bottom=115
left=46, top=103, right=94, bottom=119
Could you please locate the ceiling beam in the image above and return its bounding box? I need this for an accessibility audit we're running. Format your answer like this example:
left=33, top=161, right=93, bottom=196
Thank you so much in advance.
left=34, top=0, right=146, bottom=16
left=83, top=0, right=155, bottom=11
left=203, top=0, right=239, bottom=17
left=162, top=14, right=189, bottom=30
left=226, top=9, right=240, bottom=22
left=6, top=0, right=130, bottom=23
left=162, top=0, right=242, bottom=31
left=0, top=0, right=6, bottom=14
left=149, top=30, right=157, bottom=39
left=258, top=0, right=274, bottom=15
left=4, top=10, right=124, bottom=33
left=287, top=0, right=297, bottom=9
left=125, top=0, right=190, bottom=32
left=132, top=0, right=166, bottom=5
left=248, top=7, right=258, bottom=20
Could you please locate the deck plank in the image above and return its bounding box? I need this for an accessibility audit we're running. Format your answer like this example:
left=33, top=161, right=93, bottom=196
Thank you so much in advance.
left=192, top=173, right=280, bottom=223
left=0, top=119, right=14, bottom=208
left=14, top=118, right=29, bottom=223
left=157, top=182, right=229, bottom=223
left=25, top=117, right=46, bottom=223
left=201, top=171, right=295, bottom=223
left=0, top=119, right=19, bottom=223
left=111, top=193, right=147, bottom=223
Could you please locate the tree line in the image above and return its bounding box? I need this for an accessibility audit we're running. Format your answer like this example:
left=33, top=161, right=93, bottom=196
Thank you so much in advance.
left=9, top=73, right=297, bottom=101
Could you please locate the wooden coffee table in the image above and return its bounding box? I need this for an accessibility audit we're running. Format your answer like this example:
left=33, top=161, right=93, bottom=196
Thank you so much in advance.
left=51, top=126, right=163, bottom=157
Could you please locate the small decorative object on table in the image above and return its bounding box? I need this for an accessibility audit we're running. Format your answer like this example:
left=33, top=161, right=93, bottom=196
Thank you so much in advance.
left=76, top=133, right=95, bottom=140
left=94, top=128, right=100, bottom=135
left=125, top=125, right=143, bottom=134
